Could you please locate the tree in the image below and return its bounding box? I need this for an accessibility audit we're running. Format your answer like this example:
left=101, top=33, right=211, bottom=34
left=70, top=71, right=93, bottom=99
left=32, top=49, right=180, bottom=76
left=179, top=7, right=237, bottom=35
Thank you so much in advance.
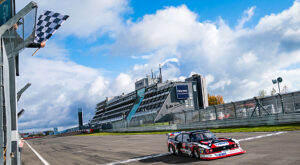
left=282, top=85, right=288, bottom=93
left=270, top=87, right=276, bottom=96
left=208, top=94, right=225, bottom=106
left=258, top=90, right=267, bottom=97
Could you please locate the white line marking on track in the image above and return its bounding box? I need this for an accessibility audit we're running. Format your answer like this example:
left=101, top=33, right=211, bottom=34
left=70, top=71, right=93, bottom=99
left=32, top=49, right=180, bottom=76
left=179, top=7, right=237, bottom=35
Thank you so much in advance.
left=237, top=131, right=286, bottom=142
left=103, top=131, right=287, bottom=165
left=105, top=153, right=170, bottom=165
left=25, top=141, right=50, bottom=165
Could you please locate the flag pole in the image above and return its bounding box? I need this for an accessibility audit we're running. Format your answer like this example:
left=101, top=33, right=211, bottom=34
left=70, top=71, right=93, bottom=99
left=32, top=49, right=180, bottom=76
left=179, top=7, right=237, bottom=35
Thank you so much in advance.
left=31, top=48, right=40, bottom=56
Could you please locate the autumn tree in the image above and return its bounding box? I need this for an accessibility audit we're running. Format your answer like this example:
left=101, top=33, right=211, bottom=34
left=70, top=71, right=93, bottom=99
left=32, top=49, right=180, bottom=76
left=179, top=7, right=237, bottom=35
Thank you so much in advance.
left=258, top=89, right=267, bottom=97
left=270, top=87, right=276, bottom=96
left=208, top=94, right=225, bottom=106
left=282, top=85, right=288, bottom=93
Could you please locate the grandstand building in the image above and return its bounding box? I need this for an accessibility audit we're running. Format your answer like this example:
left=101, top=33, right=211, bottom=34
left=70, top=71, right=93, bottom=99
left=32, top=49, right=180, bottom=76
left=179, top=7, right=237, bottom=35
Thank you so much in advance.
left=90, top=68, right=208, bottom=129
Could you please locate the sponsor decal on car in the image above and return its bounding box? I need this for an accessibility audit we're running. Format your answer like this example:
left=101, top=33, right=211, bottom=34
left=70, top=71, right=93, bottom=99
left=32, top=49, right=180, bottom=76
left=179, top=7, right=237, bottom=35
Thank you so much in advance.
left=216, top=152, right=227, bottom=156
left=214, top=142, right=229, bottom=147
left=226, top=148, right=243, bottom=154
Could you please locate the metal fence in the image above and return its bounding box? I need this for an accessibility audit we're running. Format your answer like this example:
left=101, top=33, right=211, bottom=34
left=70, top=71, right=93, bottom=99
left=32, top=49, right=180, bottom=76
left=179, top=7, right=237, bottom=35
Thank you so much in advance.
left=106, top=91, right=300, bottom=131
left=171, top=91, right=300, bottom=124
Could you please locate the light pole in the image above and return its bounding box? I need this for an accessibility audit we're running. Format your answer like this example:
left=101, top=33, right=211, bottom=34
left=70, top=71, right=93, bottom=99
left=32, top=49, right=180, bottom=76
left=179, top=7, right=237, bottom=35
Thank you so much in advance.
left=272, top=77, right=284, bottom=113
left=272, top=77, right=283, bottom=93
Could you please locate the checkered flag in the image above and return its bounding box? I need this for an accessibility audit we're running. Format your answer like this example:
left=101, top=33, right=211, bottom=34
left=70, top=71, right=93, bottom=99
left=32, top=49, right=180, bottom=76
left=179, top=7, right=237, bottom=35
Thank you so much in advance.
left=34, top=10, right=69, bottom=43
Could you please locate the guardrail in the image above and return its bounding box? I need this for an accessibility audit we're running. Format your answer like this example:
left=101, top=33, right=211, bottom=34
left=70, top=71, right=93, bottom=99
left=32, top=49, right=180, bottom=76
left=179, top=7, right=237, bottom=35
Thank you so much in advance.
left=103, top=90, right=300, bottom=132
left=107, top=113, right=300, bottom=132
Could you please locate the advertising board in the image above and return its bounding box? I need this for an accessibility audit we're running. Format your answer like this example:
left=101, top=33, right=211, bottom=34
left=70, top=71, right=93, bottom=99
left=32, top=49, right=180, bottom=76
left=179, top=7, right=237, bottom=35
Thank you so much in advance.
left=0, top=0, right=13, bottom=26
left=176, top=85, right=189, bottom=99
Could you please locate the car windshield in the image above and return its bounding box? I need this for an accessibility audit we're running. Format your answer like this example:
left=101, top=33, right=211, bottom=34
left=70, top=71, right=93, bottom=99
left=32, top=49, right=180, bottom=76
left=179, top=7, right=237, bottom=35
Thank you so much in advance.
left=191, top=132, right=216, bottom=141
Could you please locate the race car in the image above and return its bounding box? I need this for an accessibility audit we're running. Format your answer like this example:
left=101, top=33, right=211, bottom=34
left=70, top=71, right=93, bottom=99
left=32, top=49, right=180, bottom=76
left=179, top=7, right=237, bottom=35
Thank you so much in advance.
left=167, top=130, right=246, bottom=160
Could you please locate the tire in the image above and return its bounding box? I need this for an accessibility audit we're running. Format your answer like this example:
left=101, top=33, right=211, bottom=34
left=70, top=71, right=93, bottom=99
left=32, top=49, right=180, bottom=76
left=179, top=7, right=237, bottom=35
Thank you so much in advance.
left=169, top=145, right=176, bottom=155
left=193, top=147, right=200, bottom=159
left=175, top=146, right=182, bottom=155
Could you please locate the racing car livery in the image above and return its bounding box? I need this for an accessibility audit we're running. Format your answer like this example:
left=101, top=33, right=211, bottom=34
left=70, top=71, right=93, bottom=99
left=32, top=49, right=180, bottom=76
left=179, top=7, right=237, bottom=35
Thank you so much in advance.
left=167, top=130, right=246, bottom=160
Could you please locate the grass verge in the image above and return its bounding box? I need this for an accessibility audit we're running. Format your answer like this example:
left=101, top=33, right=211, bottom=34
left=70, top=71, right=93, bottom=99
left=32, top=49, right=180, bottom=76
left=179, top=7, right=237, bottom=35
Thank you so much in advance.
left=77, top=124, right=300, bottom=136
left=139, top=122, right=169, bottom=127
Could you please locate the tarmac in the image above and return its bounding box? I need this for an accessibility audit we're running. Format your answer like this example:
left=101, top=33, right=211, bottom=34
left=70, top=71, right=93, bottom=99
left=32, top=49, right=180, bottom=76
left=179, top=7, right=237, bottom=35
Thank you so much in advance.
left=22, top=131, right=300, bottom=165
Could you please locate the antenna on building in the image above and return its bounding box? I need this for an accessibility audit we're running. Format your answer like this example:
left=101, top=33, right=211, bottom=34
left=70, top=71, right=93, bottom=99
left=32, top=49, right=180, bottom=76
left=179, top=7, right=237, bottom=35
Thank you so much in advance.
left=151, top=69, right=154, bottom=79
left=159, top=64, right=163, bottom=83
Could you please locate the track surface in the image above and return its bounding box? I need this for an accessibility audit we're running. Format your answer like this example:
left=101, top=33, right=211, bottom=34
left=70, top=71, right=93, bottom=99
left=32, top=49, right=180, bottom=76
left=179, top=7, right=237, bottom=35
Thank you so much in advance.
left=22, top=131, right=300, bottom=165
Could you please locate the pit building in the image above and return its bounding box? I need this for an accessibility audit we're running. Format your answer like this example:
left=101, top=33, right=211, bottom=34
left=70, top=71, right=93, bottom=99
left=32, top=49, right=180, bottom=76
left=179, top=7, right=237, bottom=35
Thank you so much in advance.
left=90, top=69, right=208, bottom=129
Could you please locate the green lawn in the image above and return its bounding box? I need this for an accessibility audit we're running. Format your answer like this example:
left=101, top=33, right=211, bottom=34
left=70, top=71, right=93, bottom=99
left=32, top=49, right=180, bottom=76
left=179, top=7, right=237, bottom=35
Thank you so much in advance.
left=139, top=122, right=169, bottom=127
left=77, top=124, right=300, bottom=136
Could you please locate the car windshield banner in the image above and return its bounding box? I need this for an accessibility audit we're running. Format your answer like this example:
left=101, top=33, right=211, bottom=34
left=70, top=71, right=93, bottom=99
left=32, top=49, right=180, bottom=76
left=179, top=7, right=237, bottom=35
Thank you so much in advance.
left=176, top=85, right=189, bottom=99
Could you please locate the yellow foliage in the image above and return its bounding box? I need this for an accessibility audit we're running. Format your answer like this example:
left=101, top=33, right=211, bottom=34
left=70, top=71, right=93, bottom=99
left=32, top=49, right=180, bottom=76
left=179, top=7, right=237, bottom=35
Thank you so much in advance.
left=208, top=94, right=225, bottom=106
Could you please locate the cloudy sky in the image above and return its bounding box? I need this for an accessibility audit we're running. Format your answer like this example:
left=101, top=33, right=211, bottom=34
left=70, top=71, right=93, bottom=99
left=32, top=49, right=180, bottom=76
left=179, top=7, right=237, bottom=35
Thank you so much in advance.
left=15, top=0, right=300, bottom=131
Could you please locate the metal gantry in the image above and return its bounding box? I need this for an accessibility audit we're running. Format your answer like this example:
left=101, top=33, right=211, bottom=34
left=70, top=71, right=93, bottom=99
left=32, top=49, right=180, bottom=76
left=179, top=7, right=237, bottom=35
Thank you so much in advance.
left=0, top=2, right=38, bottom=165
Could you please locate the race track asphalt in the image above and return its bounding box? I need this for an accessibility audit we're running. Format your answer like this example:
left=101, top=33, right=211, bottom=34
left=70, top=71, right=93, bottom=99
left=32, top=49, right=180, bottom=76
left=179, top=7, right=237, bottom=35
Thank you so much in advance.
left=22, top=131, right=300, bottom=165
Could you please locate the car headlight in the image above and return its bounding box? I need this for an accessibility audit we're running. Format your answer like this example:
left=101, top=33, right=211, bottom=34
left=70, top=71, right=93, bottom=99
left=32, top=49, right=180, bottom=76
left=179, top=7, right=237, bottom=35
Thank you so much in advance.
left=205, top=149, right=213, bottom=153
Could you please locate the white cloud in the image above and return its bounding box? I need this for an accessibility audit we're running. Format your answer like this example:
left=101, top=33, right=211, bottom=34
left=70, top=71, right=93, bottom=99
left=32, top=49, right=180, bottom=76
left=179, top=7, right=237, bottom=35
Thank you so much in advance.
left=18, top=46, right=135, bottom=130
left=16, top=1, right=300, bottom=131
left=18, top=51, right=102, bottom=130
left=210, top=80, right=232, bottom=91
left=131, top=55, right=152, bottom=59
left=255, top=1, right=300, bottom=32
left=31, top=42, right=69, bottom=60
left=161, top=58, right=179, bottom=66
left=113, top=73, right=134, bottom=94
left=89, top=76, right=110, bottom=97
left=111, top=1, right=300, bottom=101
left=178, top=76, right=186, bottom=82
left=112, top=5, right=201, bottom=53
left=17, top=0, right=130, bottom=38
left=14, top=0, right=132, bottom=130
left=237, top=52, right=258, bottom=68
left=205, top=74, right=215, bottom=85
left=236, top=6, right=256, bottom=29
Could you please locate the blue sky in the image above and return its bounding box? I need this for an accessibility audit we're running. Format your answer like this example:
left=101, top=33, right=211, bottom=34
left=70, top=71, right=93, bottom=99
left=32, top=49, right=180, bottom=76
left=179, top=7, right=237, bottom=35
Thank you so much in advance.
left=130, top=0, right=293, bottom=25
left=15, top=0, right=300, bottom=131
left=65, top=0, right=296, bottom=75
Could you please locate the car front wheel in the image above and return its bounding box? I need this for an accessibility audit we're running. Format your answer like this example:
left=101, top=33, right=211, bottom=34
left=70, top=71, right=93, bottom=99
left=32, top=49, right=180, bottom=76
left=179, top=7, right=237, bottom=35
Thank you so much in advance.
left=169, top=145, right=175, bottom=155
left=193, top=147, right=200, bottom=159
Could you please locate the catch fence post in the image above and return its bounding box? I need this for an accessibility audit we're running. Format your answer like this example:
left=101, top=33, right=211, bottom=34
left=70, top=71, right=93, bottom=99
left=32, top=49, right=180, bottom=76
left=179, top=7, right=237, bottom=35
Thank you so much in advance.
left=232, top=102, right=237, bottom=118
left=292, top=93, right=296, bottom=112
left=214, top=106, right=218, bottom=120
left=198, top=109, right=201, bottom=121
left=278, top=94, right=285, bottom=114
left=184, top=111, right=186, bottom=124
left=243, top=101, right=248, bottom=117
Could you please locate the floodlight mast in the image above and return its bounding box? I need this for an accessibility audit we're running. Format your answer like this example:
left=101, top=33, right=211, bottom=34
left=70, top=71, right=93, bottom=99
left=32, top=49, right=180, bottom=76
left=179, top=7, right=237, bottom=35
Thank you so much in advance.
left=272, top=77, right=283, bottom=94
left=272, top=77, right=284, bottom=114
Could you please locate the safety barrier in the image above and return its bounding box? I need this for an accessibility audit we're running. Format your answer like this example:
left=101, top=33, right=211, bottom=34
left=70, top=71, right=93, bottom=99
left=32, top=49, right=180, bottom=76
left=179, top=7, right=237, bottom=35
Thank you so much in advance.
left=104, top=90, right=300, bottom=132
left=108, top=113, right=300, bottom=132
